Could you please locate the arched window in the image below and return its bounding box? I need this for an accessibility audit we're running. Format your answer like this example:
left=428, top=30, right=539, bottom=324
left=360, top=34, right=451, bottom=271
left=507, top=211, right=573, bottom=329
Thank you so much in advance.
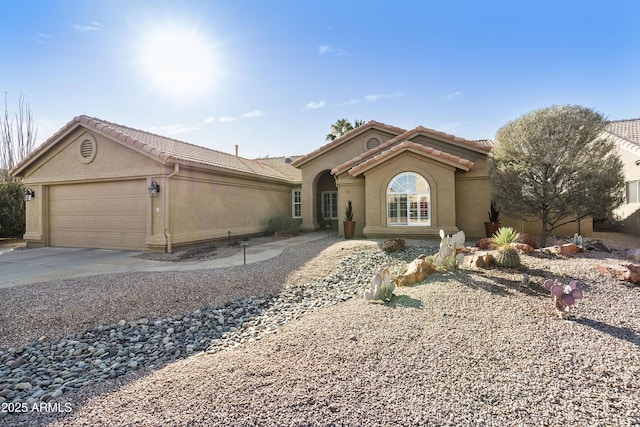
left=387, top=172, right=431, bottom=226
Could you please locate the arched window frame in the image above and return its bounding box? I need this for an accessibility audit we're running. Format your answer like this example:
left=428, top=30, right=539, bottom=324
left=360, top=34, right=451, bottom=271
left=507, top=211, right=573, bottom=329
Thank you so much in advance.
left=386, top=172, right=431, bottom=226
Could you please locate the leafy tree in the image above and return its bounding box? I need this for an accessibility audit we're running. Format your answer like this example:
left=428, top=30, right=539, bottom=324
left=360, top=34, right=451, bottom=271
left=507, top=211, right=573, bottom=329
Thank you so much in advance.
left=1, top=92, right=37, bottom=181
left=488, top=105, right=624, bottom=246
left=325, top=118, right=365, bottom=141
left=0, top=180, right=25, bottom=237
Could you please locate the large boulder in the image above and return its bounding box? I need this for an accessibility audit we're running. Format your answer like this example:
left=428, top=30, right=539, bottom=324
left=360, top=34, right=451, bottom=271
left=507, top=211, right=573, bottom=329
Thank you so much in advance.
left=382, top=238, right=405, bottom=253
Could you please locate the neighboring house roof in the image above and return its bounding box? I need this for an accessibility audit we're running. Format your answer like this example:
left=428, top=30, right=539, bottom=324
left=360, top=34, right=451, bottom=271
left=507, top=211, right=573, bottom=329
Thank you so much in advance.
left=347, top=141, right=475, bottom=177
left=605, top=118, right=640, bottom=156
left=332, top=125, right=491, bottom=176
left=254, top=156, right=303, bottom=183
left=291, top=120, right=407, bottom=168
left=11, top=115, right=296, bottom=182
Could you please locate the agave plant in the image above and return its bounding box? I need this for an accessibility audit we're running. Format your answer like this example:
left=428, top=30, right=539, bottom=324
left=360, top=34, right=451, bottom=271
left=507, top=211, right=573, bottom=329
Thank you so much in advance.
left=491, top=227, right=520, bottom=247
left=544, top=279, right=584, bottom=318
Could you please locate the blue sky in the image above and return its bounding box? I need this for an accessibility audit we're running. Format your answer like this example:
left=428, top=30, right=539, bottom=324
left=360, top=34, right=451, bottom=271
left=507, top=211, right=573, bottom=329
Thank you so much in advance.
left=1, top=0, right=638, bottom=159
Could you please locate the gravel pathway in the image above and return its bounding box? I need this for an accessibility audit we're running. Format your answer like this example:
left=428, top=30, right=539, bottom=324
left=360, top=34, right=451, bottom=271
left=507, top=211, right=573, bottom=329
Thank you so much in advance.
left=1, top=233, right=639, bottom=426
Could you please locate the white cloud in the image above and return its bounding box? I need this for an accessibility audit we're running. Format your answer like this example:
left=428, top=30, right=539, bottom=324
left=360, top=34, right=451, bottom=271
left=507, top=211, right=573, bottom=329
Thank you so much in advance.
left=445, top=90, right=464, bottom=101
left=36, top=33, right=51, bottom=44
left=364, top=92, right=403, bottom=102
left=202, top=110, right=264, bottom=124
left=73, top=21, right=103, bottom=32
left=304, top=100, right=326, bottom=110
left=319, top=44, right=346, bottom=55
left=241, top=110, right=264, bottom=119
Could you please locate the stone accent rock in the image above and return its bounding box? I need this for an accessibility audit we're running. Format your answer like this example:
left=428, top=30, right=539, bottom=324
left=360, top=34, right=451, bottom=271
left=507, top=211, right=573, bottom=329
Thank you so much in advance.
left=594, top=264, right=640, bottom=284
left=518, top=232, right=537, bottom=249
left=394, top=256, right=438, bottom=286
left=510, top=242, right=535, bottom=254
left=475, top=238, right=494, bottom=250
left=543, top=243, right=582, bottom=256
left=462, top=252, right=495, bottom=269
left=382, top=238, right=405, bottom=253
left=626, top=249, right=640, bottom=262
left=585, top=241, right=610, bottom=253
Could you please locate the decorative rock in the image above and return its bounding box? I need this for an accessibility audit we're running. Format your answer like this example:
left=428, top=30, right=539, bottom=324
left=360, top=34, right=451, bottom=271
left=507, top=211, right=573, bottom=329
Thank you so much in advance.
left=626, top=248, right=640, bottom=262
left=382, top=238, right=405, bottom=253
left=561, top=243, right=580, bottom=255
left=518, top=232, right=537, bottom=249
left=394, top=256, right=438, bottom=286
left=462, top=252, right=495, bottom=269
left=475, top=238, right=494, bottom=250
left=510, top=242, right=535, bottom=254
left=594, top=264, right=640, bottom=284
left=15, top=382, right=32, bottom=391
left=585, top=241, right=610, bottom=252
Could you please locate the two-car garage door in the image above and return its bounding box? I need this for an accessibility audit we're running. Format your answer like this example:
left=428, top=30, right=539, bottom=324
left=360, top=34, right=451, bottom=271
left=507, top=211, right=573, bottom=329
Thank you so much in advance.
left=49, top=180, right=147, bottom=250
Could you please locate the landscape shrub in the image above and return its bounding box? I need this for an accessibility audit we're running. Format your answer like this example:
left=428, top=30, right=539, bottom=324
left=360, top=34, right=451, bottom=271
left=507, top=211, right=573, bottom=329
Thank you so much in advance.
left=267, top=216, right=301, bottom=236
left=0, top=181, right=26, bottom=237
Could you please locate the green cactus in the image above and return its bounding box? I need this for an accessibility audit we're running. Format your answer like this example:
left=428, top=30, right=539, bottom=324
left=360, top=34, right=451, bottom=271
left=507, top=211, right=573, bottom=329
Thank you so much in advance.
left=494, top=247, right=521, bottom=268
left=364, top=267, right=395, bottom=302
left=572, top=233, right=583, bottom=247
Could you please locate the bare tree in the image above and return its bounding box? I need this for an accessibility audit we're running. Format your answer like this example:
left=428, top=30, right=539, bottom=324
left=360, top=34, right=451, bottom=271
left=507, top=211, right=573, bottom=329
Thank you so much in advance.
left=1, top=92, right=37, bottom=181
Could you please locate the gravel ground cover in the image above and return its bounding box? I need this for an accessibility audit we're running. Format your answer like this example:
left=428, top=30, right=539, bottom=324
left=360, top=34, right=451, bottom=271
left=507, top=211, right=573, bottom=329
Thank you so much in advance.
left=1, top=232, right=639, bottom=426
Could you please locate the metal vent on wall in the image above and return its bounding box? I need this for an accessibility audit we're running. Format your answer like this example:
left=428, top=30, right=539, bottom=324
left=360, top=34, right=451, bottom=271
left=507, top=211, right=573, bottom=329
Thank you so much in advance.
left=80, top=140, right=94, bottom=158
left=77, top=136, right=97, bottom=163
left=366, top=138, right=380, bottom=150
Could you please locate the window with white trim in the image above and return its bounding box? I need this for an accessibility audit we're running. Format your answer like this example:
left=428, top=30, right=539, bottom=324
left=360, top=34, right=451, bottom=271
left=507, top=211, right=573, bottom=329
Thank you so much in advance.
left=292, top=190, right=302, bottom=218
left=627, top=180, right=640, bottom=204
left=322, top=191, right=338, bottom=219
left=387, top=172, right=431, bottom=226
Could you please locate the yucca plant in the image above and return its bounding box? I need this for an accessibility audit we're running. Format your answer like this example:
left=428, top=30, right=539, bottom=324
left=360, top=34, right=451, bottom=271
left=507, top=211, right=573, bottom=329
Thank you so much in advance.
left=491, top=227, right=521, bottom=268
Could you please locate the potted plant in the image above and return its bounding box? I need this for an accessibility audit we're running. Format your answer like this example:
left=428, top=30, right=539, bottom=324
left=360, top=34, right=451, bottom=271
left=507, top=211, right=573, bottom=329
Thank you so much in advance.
left=484, top=200, right=501, bottom=238
left=344, top=200, right=356, bottom=239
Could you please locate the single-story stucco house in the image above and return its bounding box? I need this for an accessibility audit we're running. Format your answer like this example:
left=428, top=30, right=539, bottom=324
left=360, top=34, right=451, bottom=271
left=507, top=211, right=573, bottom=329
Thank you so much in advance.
left=10, top=115, right=589, bottom=251
left=604, top=118, right=640, bottom=234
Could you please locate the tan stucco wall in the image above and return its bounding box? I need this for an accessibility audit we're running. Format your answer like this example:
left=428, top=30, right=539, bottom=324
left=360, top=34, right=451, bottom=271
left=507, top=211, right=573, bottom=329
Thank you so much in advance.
left=298, top=129, right=399, bottom=232
left=17, top=128, right=294, bottom=251
left=356, top=152, right=460, bottom=238
left=165, top=168, right=292, bottom=248
left=19, top=129, right=163, bottom=249
left=612, top=146, right=640, bottom=234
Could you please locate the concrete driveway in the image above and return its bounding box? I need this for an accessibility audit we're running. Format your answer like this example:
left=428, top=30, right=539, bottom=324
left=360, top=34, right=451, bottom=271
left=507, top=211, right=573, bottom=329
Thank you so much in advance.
left=0, top=247, right=142, bottom=288
left=0, top=232, right=331, bottom=289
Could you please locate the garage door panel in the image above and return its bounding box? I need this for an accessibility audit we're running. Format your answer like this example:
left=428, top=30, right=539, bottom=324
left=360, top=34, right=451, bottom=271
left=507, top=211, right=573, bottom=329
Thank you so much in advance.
left=49, top=181, right=147, bottom=250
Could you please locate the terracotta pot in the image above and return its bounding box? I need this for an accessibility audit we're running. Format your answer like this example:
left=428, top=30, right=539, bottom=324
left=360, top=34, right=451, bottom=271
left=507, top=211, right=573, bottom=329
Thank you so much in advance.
left=484, top=221, right=501, bottom=238
left=343, top=221, right=356, bottom=239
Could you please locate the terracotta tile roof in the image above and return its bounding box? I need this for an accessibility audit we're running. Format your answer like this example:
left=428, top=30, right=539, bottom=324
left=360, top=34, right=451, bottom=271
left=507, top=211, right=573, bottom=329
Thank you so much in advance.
left=291, top=120, right=407, bottom=167
left=384, top=126, right=493, bottom=152
left=347, top=141, right=474, bottom=177
left=605, top=118, right=640, bottom=155
left=12, top=115, right=294, bottom=182
left=332, top=125, right=490, bottom=175
left=254, top=156, right=303, bottom=182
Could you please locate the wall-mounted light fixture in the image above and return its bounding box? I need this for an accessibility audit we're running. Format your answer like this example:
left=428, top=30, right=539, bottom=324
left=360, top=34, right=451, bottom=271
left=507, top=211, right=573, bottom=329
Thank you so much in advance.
left=23, top=188, right=35, bottom=202
left=148, top=179, right=160, bottom=198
